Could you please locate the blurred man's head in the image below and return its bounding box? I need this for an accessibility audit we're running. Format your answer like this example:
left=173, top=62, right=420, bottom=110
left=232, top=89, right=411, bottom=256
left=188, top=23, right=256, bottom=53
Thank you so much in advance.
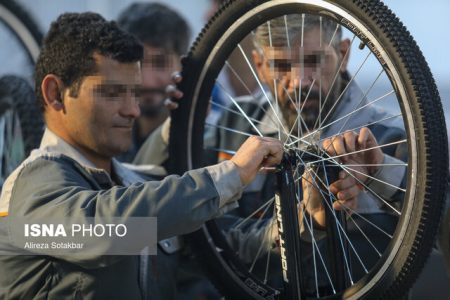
left=252, top=15, right=350, bottom=133
left=118, top=3, right=191, bottom=118
left=36, top=12, right=143, bottom=158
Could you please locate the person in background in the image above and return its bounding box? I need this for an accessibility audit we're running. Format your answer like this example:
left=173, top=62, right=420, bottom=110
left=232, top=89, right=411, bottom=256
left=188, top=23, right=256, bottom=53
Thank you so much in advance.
left=116, top=2, right=191, bottom=162
left=125, top=3, right=230, bottom=298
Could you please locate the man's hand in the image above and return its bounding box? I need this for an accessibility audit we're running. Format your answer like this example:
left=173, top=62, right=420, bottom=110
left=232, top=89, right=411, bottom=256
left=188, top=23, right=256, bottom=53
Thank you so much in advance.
left=322, top=127, right=383, bottom=210
left=163, top=72, right=183, bottom=110
left=301, top=169, right=327, bottom=228
left=231, top=136, right=284, bottom=185
left=301, top=127, right=383, bottom=227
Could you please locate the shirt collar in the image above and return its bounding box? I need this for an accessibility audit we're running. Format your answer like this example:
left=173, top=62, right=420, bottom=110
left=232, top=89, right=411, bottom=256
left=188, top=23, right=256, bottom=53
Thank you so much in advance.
left=39, top=128, right=141, bottom=185
left=39, top=128, right=99, bottom=169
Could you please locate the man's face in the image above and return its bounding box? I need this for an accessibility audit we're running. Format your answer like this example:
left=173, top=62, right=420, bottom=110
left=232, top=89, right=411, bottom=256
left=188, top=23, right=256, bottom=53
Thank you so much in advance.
left=140, top=45, right=180, bottom=117
left=254, top=27, right=348, bottom=133
left=60, top=54, right=141, bottom=158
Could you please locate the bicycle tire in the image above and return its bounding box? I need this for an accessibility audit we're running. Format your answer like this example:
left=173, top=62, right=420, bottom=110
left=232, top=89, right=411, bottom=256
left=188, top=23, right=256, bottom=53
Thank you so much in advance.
left=0, top=75, right=44, bottom=155
left=169, top=0, right=448, bottom=299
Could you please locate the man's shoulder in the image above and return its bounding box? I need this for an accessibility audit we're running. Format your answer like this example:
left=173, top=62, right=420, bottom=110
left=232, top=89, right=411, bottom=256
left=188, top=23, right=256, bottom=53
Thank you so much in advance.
left=19, top=151, right=80, bottom=174
left=5, top=151, right=77, bottom=182
left=0, top=152, right=83, bottom=215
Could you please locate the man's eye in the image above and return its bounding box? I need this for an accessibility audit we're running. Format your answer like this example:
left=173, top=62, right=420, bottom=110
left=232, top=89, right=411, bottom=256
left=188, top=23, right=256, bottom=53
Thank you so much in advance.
left=272, top=60, right=292, bottom=72
left=303, top=54, right=322, bottom=66
left=131, top=87, right=142, bottom=98
left=98, top=86, right=125, bottom=98
left=134, top=89, right=141, bottom=98
left=146, top=54, right=171, bottom=69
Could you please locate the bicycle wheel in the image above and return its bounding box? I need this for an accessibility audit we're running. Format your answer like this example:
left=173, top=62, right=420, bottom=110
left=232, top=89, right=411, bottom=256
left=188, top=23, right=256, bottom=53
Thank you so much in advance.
left=0, top=75, right=44, bottom=186
left=169, top=0, right=448, bottom=299
left=0, top=0, right=41, bottom=81
left=0, top=0, right=43, bottom=186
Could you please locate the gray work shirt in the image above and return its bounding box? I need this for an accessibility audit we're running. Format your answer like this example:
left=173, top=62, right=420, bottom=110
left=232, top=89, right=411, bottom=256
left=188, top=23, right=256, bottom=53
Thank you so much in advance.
left=0, top=128, right=243, bottom=300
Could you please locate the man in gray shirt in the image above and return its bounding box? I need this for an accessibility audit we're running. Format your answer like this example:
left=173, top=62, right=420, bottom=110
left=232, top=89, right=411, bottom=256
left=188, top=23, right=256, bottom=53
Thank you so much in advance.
left=0, top=12, right=283, bottom=299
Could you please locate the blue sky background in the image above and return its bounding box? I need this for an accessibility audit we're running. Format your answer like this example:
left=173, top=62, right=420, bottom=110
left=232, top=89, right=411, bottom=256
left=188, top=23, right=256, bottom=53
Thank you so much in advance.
left=381, top=0, right=450, bottom=126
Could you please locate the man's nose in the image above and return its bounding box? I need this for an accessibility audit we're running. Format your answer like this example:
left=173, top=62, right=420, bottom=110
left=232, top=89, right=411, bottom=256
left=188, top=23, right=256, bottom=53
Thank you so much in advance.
left=289, top=68, right=315, bottom=89
left=120, top=91, right=141, bottom=119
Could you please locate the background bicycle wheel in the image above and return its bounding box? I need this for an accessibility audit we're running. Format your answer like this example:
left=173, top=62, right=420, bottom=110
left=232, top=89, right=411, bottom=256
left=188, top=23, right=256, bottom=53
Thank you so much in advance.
left=0, top=0, right=44, bottom=186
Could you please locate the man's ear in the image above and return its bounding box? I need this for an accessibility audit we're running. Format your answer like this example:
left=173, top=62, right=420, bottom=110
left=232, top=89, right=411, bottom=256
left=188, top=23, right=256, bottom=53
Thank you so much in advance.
left=252, top=49, right=266, bottom=83
left=339, top=38, right=351, bottom=73
left=41, top=74, right=65, bottom=111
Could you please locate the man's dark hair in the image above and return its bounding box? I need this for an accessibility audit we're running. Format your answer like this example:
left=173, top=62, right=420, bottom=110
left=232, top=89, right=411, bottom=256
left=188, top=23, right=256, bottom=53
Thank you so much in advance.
left=117, top=3, right=191, bottom=56
left=35, top=12, right=143, bottom=111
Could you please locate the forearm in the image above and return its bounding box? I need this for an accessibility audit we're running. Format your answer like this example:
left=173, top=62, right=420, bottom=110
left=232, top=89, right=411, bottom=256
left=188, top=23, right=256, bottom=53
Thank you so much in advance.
left=7, top=159, right=243, bottom=267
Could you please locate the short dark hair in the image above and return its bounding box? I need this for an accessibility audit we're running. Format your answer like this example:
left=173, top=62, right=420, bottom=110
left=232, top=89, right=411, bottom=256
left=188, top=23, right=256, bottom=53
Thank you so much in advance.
left=117, top=3, right=191, bottom=56
left=35, top=12, right=143, bottom=110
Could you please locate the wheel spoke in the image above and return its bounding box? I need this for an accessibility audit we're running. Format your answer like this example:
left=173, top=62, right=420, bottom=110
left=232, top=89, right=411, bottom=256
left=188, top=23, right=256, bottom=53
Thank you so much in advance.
left=319, top=163, right=356, bottom=283
left=264, top=212, right=276, bottom=284
left=210, top=100, right=274, bottom=130
left=296, top=154, right=355, bottom=284
left=268, top=20, right=283, bottom=140
left=306, top=162, right=393, bottom=253
left=285, top=79, right=317, bottom=143
left=231, top=197, right=275, bottom=230
left=311, top=35, right=356, bottom=132
left=316, top=113, right=402, bottom=145
left=224, top=61, right=255, bottom=96
left=288, top=90, right=396, bottom=147
left=216, top=82, right=264, bottom=137
left=249, top=200, right=276, bottom=272
left=329, top=69, right=385, bottom=137
left=342, top=207, right=383, bottom=257
left=206, top=122, right=253, bottom=137
left=339, top=163, right=406, bottom=192
left=307, top=166, right=368, bottom=275
left=318, top=51, right=372, bottom=130
left=237, top=43, right=290, bottom=135
left=319, top=152, right=403, bottom=215
left=309, top=139, right=407, bottom=164
left=293, top=172, right=338, bottom=293
left=299, top=201, right=337, bottom=294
